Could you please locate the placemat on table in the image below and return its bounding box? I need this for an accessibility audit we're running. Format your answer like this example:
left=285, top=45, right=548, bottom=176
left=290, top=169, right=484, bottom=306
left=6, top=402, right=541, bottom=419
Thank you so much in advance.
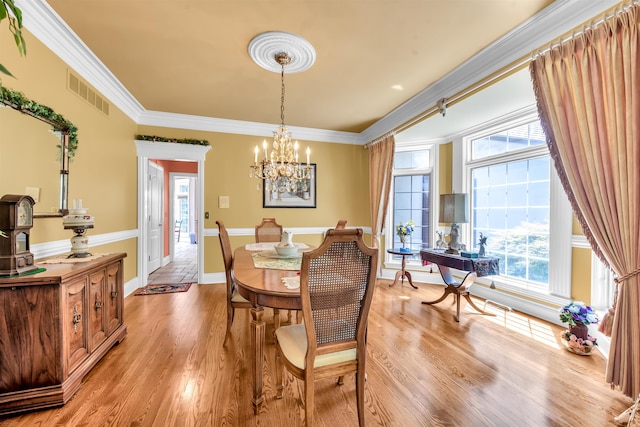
left=252, top=253, right=301, bottom=271
left=245, top=242, right=310, bottom=251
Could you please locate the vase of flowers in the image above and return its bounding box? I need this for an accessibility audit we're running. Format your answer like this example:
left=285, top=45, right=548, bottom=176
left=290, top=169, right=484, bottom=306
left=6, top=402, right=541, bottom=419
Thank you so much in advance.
left=559, top=301, right=599, bottom=355
left=395, top=220, right=415, bottom=253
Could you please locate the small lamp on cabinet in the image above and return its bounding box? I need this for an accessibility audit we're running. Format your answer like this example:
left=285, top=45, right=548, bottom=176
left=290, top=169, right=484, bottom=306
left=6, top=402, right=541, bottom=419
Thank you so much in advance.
left=439, top=193, right=468, bottom=255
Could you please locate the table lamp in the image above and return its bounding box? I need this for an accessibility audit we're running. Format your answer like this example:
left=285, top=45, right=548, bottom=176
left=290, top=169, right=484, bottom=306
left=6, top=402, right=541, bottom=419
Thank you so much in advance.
left=439, top=193, right=468, bottom=255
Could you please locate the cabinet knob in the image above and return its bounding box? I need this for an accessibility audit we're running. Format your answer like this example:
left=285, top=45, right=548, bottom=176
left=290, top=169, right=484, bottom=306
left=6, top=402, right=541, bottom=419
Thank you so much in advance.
left=94, top=294, right=103, bottom=310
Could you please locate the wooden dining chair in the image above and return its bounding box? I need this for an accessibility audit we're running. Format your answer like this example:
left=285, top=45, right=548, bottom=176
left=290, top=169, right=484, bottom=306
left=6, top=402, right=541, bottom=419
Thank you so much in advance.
left=255, top=218, right=283, bottom=243
left=274, top=228, right=378, bottom=426
left=174, top=219, right=183, bottom=242
left=216, top=221, right=252, bottom=345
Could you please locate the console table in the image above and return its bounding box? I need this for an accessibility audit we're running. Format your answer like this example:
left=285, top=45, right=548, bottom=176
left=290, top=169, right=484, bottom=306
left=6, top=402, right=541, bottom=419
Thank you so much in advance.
left=0, top=253, right=127, bottom=415
left=386, top=249, right=419, bottom=289
left=420, top=249, right=499, bottom=321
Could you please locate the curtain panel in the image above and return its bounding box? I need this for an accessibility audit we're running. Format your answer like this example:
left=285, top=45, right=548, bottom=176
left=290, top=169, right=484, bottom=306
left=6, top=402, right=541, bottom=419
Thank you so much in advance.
left=367, top=134, right=395, bottom=250
left=530, top=4, right=640, bottom=398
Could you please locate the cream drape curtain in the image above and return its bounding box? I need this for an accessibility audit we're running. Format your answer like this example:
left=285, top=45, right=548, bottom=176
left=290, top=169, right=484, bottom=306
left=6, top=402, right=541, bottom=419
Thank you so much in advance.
left=367, top=134, right=395, bottom=249
left=530, top=4, right=640, bottom=398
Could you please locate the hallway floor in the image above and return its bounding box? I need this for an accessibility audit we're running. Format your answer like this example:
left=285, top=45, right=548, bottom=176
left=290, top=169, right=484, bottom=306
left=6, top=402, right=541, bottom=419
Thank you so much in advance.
left=147, top=239, right=197, bottom=284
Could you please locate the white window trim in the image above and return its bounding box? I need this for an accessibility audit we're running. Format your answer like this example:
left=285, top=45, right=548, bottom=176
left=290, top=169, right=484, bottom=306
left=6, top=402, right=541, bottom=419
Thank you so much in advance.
left=383, top=141, right=438, bottom=273
left=457, top=110, right=572, bottom=314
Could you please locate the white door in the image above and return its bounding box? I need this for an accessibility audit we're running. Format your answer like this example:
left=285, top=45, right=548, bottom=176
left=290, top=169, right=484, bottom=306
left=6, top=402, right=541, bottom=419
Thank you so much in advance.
left=148, top=161, right=164, bottom=273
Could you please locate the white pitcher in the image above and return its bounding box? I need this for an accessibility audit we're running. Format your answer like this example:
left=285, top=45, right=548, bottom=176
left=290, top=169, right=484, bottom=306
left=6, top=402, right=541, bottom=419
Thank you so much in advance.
left=279, top=231, right=294, bottom=247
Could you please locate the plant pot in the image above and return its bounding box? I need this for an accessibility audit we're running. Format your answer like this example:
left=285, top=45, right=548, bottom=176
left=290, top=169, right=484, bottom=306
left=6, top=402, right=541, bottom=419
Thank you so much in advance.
left=569, top=322, right=589, bottom=340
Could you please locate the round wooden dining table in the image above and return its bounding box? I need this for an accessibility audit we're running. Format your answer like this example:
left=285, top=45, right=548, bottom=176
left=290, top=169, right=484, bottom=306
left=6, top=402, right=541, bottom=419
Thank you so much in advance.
left=232, top=246, right=306, bottom=414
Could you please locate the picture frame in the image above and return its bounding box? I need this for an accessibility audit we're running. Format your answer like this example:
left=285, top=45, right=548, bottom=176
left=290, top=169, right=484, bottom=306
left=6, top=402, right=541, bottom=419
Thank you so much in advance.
left=263, top=164, right=316, bottom=208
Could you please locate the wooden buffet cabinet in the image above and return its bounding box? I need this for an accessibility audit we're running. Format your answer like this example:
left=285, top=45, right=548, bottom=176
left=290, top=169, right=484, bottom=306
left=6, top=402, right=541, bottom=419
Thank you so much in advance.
left=0, top=253, right=127, bottom=416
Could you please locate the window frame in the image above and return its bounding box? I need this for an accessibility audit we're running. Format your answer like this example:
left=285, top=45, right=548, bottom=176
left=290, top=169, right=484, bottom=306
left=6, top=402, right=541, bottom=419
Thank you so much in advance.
left=385, top=141, right=438, bottom=269
left=460, top=112, right=572, bottom=301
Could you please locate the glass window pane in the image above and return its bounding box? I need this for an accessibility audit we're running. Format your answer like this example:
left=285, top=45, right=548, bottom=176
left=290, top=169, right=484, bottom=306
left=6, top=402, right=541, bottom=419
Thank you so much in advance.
left=393, top=173, right=430, bottom=250
left=394, top=149, right=431, bottom=169
left=470, top=130, right=550, bottom=286
left=394, top=152, right=412, bottom=169
left=529, top=156, right=550, bottom=181
left=394, top=192, right=411, bottom=210
left=472, top=121, right=548, bottom=160
left=506, top=184, right=527, bottom=206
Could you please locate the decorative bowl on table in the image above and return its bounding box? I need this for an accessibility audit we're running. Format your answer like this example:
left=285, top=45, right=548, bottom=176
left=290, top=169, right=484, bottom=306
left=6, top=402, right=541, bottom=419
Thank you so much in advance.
left=275, top=245, right=298, bottom=257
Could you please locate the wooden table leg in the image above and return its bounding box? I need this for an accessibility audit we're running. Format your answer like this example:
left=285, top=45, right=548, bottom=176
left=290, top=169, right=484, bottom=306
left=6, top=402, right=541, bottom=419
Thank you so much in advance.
left=422, top=266, right=494, bottom=322
left=250, top=306, right=265, bottom=414
left=389, top=253, right=418, bottom=289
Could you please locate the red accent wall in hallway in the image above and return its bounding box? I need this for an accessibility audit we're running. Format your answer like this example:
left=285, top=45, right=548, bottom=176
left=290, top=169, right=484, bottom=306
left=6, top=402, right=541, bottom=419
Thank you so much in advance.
left=153, top=160, right=198, bottom=257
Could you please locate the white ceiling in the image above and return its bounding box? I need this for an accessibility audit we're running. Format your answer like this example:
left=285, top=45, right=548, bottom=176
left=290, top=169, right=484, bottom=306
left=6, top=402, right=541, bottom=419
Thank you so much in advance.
left=20, top=0, right=623, bottom=144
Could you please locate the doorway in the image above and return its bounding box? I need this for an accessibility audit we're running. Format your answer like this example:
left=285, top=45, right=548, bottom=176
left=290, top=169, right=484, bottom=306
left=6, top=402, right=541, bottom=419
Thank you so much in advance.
left=135, top=140, right=211, bottom=288
left=170, top=172, right=197, bottom=262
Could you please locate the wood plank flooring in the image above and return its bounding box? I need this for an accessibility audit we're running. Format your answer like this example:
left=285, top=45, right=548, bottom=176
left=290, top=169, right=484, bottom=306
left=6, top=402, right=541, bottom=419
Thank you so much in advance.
left=0, top=279, right=632, bottom=426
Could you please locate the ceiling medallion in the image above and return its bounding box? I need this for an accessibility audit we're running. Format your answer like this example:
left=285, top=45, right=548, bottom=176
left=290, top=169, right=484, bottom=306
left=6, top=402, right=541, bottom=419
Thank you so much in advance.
left=248, top=31, right=316, bottom=74
left=248, top=32, right=314, bottom=192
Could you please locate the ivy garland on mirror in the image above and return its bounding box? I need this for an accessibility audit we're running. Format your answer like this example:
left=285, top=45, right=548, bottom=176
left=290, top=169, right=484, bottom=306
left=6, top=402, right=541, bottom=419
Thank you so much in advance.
left=136, top=134, right=209, bottom=146
left=0, top=87, right=79, bottom=158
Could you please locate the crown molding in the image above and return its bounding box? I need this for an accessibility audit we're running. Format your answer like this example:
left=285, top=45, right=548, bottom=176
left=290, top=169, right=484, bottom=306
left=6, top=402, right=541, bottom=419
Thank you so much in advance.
left=137, top=111, right=365, bottom=145
left=20, top=0, right=621, bottom=146
left=360, top=0, right=623, bottom=142
left=18, top=0, right=145, bottom=121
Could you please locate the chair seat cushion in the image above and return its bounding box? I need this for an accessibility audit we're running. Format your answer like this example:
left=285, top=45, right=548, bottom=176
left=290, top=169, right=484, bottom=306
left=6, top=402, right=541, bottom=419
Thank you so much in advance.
left=275, top=324, right=356, bottom=370
left=231, top=288, right=249, bottom=303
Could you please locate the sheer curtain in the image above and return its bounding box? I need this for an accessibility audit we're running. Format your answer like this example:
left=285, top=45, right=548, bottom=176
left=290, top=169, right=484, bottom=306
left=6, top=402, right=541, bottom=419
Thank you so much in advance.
left=530, top=4, right=640, bottom=398
left=367, top=134, right=395, bottom=250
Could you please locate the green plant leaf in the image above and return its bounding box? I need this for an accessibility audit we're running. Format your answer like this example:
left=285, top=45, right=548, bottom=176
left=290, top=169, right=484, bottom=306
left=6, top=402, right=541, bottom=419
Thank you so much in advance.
left=0, top=63, right=15, bottom=77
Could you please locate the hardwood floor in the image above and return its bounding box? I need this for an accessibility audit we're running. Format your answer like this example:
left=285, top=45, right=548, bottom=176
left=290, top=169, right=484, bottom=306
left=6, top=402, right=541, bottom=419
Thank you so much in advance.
left=0, top=279, right=632, bottom=426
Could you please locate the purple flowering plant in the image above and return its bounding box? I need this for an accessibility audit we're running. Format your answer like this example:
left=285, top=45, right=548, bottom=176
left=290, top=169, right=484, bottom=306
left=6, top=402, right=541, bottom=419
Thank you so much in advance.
left=559, top=301, right=599, bottom=326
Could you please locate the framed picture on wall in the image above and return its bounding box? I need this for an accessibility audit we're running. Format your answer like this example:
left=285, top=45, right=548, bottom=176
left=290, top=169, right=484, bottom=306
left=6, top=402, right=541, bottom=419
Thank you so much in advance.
left=263, top=164, right=316, bottom=208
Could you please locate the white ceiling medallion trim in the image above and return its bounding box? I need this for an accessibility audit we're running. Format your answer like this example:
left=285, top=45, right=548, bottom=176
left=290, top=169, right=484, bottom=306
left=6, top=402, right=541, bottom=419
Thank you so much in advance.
left=248, top=31, right=316, bottom=74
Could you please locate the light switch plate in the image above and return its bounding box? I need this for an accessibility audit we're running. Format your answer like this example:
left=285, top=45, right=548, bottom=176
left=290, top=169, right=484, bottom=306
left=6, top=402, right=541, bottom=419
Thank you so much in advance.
left=26, top=187, right=40, bottom=203
left=219, top=196, right=229, bottom=209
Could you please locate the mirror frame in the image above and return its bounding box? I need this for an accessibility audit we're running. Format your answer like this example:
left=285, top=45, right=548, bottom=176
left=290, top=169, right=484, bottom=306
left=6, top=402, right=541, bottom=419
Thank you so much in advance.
left=1, top=91, right=74, bottom=218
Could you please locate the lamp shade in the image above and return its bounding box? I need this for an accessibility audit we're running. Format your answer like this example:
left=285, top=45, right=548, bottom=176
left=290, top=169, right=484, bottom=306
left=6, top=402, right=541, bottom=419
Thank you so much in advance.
left=439, top=193, right=468, bottom=224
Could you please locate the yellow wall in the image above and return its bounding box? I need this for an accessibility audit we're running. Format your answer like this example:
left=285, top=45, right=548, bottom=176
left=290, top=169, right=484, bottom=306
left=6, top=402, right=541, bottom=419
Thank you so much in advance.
left=2, top=31, right=372, bottom=282
left=136, top=126, right=371, bottom=273
left=1, top=30, right=138, bottom=282
left=2, top=30, right=595, bottom=303
left=438, top=142, right=453, bottom=195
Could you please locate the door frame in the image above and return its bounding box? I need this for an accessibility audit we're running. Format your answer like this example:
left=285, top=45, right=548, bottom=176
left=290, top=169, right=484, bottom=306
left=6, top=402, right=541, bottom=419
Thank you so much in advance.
left=135, top=140, right=211, bottom=287
left=169, top=172, right=197, bottom=261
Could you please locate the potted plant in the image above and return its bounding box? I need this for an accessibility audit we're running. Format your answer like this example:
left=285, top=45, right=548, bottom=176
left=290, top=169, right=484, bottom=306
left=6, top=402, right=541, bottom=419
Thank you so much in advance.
left=559, top=301, right=599, bottom=355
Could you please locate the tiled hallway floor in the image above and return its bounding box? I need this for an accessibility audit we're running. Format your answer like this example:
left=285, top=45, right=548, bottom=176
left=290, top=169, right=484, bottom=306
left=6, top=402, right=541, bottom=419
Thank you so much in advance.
left=147, top=240, right=198, bottom=284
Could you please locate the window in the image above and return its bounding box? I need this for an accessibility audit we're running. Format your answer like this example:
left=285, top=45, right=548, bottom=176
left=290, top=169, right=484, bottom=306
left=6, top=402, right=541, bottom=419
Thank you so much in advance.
left=391, top=147, right=433, bottom=252
left=179, top=197, right=188, bottom=233
left=467, top=120, right=555, bottom=289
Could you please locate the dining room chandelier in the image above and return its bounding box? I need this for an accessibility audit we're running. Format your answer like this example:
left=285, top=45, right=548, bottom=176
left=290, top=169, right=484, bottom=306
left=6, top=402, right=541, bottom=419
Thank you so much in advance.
left=249, top=52, right=312, bottom=192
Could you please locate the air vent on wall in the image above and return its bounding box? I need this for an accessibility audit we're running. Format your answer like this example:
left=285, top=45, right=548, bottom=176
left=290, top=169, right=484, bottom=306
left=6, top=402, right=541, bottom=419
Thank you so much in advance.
left=67, top=71, right=110, bottom=116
